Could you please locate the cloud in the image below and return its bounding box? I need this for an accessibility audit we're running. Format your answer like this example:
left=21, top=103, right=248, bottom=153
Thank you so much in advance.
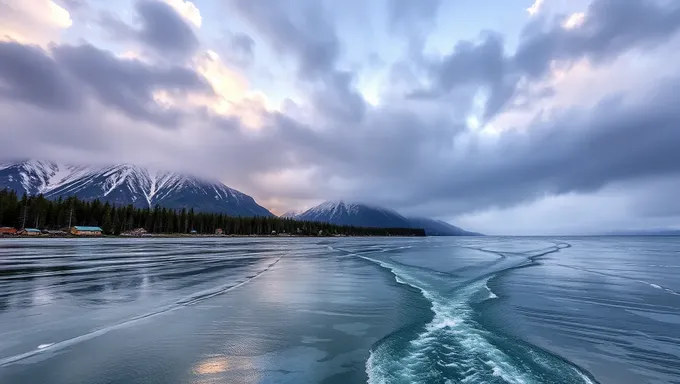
left=136, top=0, right=199, bottom=58
left=562, top=12, right=586, bottom=30
left=515, top=0, right=680, bottom=78
left=52, top=43, right=213, bottom=125
left=527, top=0, right=544, bottom=16
left=0, top=41, right=81, bottom=110
left=162, top=0, right=202, bottom=28
left=387, top=0, right=442, bottom=61
left=456, top=176, right=680, bottom=235
left=218, top=32, right=255, bottom=67
left=228, top=0, right=366, bottom=122
left=416, top=0, right=680, bottom=121
left=388, top=0, right=441, bottom=32
left=0, top=0, right=72, bottom=44
left=99, top=0, right=199, bottom=60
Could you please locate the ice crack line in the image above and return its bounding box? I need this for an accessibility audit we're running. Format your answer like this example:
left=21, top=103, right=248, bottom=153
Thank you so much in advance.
left=0, top=256, right=283, bottom=368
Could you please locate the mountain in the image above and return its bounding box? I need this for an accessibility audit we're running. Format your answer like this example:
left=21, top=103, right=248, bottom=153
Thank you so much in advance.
left=295, top=200, right=481, bottom=235
left=407, top=217, right=483, bottom=236
left=0, top=160, right=273, bottom=217
left=280, top=211, right=301, bottom=218
left=0, top=161, right=65, bottom=196
left=296, top=201, right=413, bottom=228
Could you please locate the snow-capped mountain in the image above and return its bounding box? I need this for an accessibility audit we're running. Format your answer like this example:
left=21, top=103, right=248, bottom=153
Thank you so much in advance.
left=280, top=211, right=301, bottom=218
left=0, top=160, right=273, bottom=217
left=296, top=201, right=413, bottom=228
left=295, top=200, right=482, bottom=235
left=0, top=161, right=67, bottom=196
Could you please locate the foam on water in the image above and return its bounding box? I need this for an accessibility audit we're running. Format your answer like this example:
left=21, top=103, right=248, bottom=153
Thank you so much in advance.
left=350, top=244, right=598, bottom=384
left=485, top=280, right=498, bottom=300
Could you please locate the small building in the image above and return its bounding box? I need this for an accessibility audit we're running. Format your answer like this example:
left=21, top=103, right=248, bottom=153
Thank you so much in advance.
left=190, top=229, right=198, bottom=234
left=215, top=228, right=224, bottom=235
left=19, top=228, right=41, bottom=236
left=0, top=227, right=17, bottom=235
left=71, top=226, right=103, bottom=236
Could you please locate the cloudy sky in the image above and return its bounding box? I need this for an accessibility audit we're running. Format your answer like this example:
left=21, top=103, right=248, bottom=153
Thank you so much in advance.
left=1, top=0, right=679, bottom=234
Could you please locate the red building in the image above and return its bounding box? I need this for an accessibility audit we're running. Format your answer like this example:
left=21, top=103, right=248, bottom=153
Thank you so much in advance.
left=0, top=227, right=17, bottom=235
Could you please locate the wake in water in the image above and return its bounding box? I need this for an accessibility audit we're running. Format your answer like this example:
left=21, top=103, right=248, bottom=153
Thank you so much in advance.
left=332, top=242, right=599, bottom=384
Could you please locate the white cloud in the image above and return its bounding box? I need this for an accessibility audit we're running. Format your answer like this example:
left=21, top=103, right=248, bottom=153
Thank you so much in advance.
left=527, top=0, right=545, bottom=16
left=0, top=0, right=72, bottom=44
left=562, top=12, right=586, bottom=29
left=163, top=0, right=202, bottom=27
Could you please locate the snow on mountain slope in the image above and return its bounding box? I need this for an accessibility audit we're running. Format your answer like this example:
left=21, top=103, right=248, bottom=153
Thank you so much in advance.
left=296, top=200, right=481, bottom=234
left=0, top=160, right=273, bottom=216
left=44, top=164, right=152, bottom=206
left=280, top=211, right=301, bottom=218
left=296, top=200, right=412, bottom=228
left=0, top=160, right=63, bottom=195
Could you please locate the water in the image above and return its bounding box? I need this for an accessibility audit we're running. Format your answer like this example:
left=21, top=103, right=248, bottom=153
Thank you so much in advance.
left=0, top=237, right=678, bottom=383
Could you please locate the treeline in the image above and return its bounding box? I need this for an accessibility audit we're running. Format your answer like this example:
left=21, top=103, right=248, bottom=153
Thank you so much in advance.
left=0, top=189, right=425, bottom=237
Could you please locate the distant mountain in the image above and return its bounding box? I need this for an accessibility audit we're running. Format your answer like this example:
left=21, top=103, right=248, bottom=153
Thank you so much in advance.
left=0, top=160, right=273, bottom=217
left=407, top=217, right=483, bottom=236
left=296, top=201, right=413, bottom=228
left=295, top=201, right=480, bottom=235
left=280, top=211, right=301, bottom=218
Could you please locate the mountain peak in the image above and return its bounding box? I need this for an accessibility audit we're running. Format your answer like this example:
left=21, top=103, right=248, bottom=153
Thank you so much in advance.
left=297, top=200, right=411, bottom=228
left=0, top=161, right=273, bottom=217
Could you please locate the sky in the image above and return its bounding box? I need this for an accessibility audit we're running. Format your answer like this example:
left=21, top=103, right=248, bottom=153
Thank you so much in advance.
left=1, top=0, right=679, bottom=235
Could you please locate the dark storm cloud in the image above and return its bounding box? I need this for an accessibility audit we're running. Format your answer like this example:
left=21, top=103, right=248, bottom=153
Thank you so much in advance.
left=52, top=43, right=213, bottom=125
left=0, top=41, right=81, bottom=110
left=419, top=83, right=680, bottom=213
left=420, top=0, right=680, bottom=120
left=229, top=0, right=366, bottom=122
left=514, top=0, right=680, bottom=78
left=268, top=75, right=680, bottom=217
left=0, top=39, right=212, bottom=125
left=99, top=0, right=199, bottom=59
left=230, top=0, right=337, bottom=76
left=135, top=0, right=199, bottom=57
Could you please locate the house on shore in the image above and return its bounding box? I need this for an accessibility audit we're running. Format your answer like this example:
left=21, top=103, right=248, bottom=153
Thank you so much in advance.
left=215, top=228, right=224, bottom=235
left=71, top=226, right=103, bottom=236
left=0, top=227, right=17, bottom=235
left=19, top=228, right=41, bottom=236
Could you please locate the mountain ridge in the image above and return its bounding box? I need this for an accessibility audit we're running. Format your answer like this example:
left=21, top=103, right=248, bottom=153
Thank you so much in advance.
left=0, top=160, right=273, bottom=217
left=294, top=200, right=482, bottom=235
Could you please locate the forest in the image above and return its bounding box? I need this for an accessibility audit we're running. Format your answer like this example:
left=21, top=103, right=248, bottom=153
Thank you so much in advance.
left=0, top=189, right=425, bottom=237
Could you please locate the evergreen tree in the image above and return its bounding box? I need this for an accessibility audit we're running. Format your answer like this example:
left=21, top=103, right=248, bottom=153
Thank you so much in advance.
left=0, top=188, right=426, bottom=237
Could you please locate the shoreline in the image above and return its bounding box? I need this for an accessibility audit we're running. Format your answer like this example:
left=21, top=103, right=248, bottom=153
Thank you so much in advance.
left=0, top=234, right=424, bottom=239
